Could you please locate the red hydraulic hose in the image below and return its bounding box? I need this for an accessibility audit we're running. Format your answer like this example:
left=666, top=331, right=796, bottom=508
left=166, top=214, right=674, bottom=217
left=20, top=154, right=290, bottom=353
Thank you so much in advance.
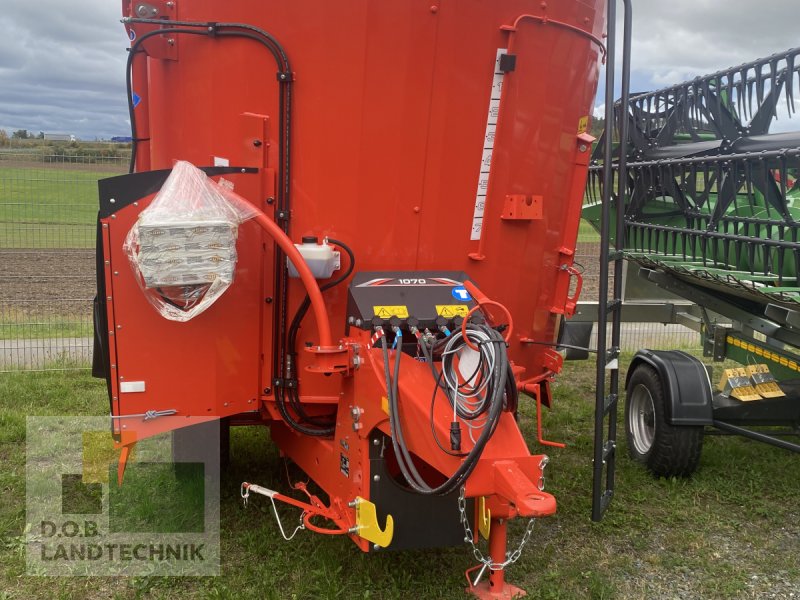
left=250, top=210, right=334, bottom=348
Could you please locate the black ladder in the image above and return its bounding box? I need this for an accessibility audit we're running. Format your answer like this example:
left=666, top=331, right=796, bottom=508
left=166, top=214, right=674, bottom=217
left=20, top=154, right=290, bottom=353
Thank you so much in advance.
left=591, top=0, right=632, bottom=522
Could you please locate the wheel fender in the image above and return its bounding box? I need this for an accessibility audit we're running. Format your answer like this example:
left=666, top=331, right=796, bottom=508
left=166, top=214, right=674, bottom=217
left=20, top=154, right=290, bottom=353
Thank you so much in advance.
left=625, top=350, right=713, bottom=426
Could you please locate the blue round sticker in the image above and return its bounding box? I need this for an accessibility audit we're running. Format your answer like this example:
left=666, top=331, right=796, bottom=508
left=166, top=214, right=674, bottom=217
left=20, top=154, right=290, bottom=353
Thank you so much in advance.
left=452, top=286, right=472, bottom=301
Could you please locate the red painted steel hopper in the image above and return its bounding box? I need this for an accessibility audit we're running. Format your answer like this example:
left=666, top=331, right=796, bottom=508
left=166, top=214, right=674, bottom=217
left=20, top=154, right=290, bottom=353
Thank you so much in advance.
left=93, top=1, right=607, bottom=595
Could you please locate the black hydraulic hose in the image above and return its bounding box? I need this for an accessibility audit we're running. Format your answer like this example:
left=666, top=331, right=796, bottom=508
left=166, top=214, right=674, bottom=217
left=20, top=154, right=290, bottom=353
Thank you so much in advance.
left=430, top=367, right=467, bottom=458
left=382, top=340, right=430, bottom=491
left=125, top=27, right=211, bottom=173
left=383, top=326, right=509, bottom=496
left=123, top=19, right=295, bottom=418
left=287, top=239, right=355, bottom=355
left=274, top=387, right=332, bottom=437
left=282, top=238, right=355, bottom=431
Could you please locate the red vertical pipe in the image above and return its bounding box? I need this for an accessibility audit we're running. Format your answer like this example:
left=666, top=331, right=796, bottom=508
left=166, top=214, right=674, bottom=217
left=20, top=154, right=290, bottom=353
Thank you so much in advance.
left=487, top=517, right=507, bottom=592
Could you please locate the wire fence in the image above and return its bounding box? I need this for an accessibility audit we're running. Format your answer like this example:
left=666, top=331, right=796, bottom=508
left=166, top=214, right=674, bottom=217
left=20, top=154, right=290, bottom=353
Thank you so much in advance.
left=0, top=151, right=126, bottom=371
left=574, top=241, right=698, bottom=351
left=0, top=152, right=698, bottom=372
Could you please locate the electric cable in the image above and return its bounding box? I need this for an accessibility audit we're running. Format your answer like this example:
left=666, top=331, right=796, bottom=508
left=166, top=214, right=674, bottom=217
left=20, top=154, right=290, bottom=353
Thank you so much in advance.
left=381, top=323, right=509, bottom=496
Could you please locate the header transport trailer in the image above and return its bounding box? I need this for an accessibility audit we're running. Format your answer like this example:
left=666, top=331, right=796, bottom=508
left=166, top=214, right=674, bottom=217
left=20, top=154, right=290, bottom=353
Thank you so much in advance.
left=92, top=0, right=619, bottom=596
left=582, top=45, right=800, bottom=478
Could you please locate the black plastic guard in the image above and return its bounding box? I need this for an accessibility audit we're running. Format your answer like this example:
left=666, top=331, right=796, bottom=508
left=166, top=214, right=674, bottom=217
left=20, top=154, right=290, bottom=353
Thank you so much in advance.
left=626, top=350, right=714, bottom=426
left=368, top=432, right=473, bottom=551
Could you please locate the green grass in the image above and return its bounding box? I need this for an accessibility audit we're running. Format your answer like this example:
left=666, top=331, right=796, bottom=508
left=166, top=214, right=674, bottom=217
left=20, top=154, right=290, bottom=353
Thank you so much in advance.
left=577, top=219, right=600, bottom=243
left=0, top=318, right=91, bottom=340
left=0, top=166, right=122, bottom=248
left=1, top=359, right=799, bottom=598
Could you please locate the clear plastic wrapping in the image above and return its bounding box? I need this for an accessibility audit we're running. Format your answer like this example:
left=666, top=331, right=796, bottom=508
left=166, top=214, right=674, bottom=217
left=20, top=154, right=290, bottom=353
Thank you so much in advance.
left=123, top=161, right=259, bottom=322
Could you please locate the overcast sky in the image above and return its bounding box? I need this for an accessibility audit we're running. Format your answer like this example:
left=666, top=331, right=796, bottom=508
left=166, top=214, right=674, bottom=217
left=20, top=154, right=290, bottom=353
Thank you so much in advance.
left=0, top=1, right=798, bottom=140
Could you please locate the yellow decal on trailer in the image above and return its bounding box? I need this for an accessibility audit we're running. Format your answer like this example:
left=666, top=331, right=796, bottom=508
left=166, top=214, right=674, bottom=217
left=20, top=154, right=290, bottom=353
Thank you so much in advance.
left=435, top=304, right=470, bottom=318
left=578, top=115, right=589, bottom=134
left=373, top=305, right=409, bottom=319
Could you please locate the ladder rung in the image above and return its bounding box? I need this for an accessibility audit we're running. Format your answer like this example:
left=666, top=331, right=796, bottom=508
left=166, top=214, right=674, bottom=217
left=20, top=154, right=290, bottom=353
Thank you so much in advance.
left=603, top=393, right=618, bottom=415
left=602, top=440, right=616, bottom=462
left=608, top=250, right=624, bottom=261
left=600, top=489, right=614, bottom=513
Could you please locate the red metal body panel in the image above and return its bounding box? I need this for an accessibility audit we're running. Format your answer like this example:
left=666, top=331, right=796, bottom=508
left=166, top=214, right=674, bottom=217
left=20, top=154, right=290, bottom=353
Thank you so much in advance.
left=125, top=0, right=605, bottom=389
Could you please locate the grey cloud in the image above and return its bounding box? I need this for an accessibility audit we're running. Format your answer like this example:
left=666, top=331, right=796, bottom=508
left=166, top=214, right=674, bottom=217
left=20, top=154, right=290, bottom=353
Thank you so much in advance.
left=2, top=1, right=799, bottom=139
left=623, top=1, right=799, bottom=83
left=0, top=0, right=129, bottom=139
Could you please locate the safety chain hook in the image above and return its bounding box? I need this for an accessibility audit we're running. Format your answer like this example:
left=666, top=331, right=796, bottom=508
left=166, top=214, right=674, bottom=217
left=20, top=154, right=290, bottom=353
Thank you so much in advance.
left=458, top=487, right=536, bottom=585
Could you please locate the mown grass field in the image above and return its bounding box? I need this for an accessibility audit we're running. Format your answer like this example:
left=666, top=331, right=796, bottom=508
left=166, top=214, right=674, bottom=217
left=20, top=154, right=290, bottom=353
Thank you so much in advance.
left=0, top=163, right=119, bottom=346
left=0, top=166, right=115, bottom=249
left=1, top=357, right=798, bottom=599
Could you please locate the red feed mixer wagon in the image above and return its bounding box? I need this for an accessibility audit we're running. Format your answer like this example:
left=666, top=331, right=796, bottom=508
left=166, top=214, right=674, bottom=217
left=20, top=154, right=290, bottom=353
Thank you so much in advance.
left=93, top=0, right=607, bottom=596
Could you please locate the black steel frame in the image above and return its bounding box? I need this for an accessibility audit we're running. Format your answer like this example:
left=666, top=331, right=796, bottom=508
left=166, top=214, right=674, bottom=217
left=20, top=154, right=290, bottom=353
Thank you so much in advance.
left=592, top=0, right=632, bottom=522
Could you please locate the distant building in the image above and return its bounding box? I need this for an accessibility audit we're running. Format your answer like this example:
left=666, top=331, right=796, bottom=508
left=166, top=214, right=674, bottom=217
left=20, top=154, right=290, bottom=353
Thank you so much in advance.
left=111, top=136, right=133, bottom=143
left=44, top=133, right=76, bottom=142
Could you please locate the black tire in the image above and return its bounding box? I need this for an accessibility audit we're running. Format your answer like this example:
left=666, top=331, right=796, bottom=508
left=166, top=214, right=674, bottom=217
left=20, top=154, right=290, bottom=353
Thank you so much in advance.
left=624, top=363, right=703, bottom=477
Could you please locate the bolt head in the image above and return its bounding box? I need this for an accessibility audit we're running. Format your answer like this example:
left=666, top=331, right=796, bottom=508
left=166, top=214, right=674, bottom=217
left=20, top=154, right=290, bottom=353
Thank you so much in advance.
left=372, top=474, right=380, bottom=482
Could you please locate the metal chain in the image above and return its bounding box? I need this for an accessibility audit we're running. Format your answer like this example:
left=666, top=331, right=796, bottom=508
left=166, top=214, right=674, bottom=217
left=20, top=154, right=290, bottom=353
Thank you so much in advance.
left=458, top=487, right=536, bottom=572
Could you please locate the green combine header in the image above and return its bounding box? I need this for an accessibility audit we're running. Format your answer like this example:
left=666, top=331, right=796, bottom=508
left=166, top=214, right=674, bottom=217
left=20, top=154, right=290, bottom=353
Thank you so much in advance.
left=582, top=46, right=800, bottom=480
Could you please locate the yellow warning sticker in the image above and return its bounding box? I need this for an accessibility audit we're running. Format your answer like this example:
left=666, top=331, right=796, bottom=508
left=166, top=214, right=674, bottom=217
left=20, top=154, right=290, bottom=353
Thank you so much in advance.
left=578, top=115, right=589, bottom=134
left=373, top=305, right=409, bottom=319
left=436, top=304, right=470, bottom=318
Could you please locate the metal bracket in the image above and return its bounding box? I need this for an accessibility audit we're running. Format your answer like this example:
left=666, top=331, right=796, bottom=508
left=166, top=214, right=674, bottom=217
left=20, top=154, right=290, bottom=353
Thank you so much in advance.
left=352, top=497, right=394, bottom=548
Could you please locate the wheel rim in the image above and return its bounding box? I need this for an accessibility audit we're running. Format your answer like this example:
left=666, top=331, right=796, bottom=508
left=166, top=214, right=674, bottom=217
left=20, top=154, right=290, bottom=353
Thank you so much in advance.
left=628, top=383, right=656, bottom=455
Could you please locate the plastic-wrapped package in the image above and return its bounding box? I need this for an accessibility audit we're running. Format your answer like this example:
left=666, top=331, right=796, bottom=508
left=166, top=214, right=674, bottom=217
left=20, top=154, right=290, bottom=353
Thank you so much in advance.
left=123, top=161, right=259, bottom=321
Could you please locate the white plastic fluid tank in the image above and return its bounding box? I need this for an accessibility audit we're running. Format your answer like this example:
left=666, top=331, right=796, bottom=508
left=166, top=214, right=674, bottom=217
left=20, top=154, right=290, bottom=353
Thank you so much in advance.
left=287, top=236, right=341, bottom=279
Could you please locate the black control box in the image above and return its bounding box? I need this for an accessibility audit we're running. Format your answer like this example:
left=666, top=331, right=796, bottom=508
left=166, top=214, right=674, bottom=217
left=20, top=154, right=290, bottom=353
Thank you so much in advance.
left=346, top=271, right=476, bottom=331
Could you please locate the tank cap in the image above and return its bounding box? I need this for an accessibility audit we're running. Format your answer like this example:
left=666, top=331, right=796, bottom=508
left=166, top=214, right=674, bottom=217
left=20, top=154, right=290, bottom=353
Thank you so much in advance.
left=301, top=236, right=319, bottom=245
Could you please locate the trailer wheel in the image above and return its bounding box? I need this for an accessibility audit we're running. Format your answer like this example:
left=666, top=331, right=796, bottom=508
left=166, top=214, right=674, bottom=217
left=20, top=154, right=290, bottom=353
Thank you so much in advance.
left=625, top=363, right=703, bottom=477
